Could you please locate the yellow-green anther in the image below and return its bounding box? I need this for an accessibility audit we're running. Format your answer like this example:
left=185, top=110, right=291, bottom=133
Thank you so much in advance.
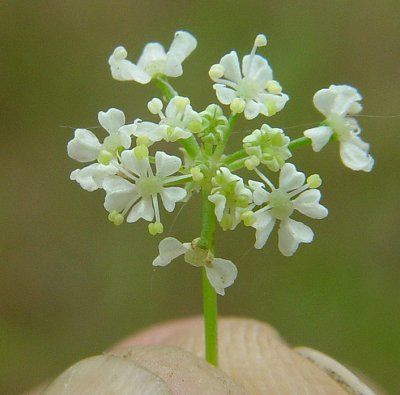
left=148, top=221, right=164, bottom=235
left=97, top=150, right=114, bottom=165
left=307, top=174, right=322, bottom=189
left=134, top=145, right=149, bottom=160
left=136, top=135, right=151, bottom=147
left=230, top=98, right=246, bottom=114
left=190, top=166, right=204, bottom=182
left=108, top=210, right=124, bottom=226
left=188, top=120, right=202, bottom=134
left=220, top=214, right=233, bottom=230
left=265, top=100, right=278, bottom=116
left=266, top=80, right=282, bottom=94
left=241, top=210, right=256, bottom=226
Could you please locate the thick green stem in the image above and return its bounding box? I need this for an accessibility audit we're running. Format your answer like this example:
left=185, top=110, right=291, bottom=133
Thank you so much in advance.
left=214, top=114, right=239, bottom=158
left=198, top=187, right=218, bottom=366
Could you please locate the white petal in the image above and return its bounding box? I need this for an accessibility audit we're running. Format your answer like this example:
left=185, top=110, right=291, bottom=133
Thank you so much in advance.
left=303, top=126, right=333, bottom=152
left=137, top=43, right=166, bottom=69
left=108, top=46, right=151, bottom=83
left=160, top=187, right=187, bottom=212
left=98, top=108, right=125, bottom=134
left=126, top=197, right=154, bottom=222
left=279, top=163, right=305, bottom=191
left=244, top=99, right=260, bottom=120
left=120, top=150, right=148, bottom=177
left=219, top=51, right=242, bottom=83
left=208, top=193, right=226, bottom=221
left=293, top=190, right=328, bottom=219
left=249, top=181, right=269, bottom=205
left=67, top=129, right=101, bottom=163
left=205, top=258, right=238, bottom=296
left=168, top=31, right=197, bottom=61
left=70, top=163, right=116, bottom=191
left=165, top=96, right=182, bottom=118
left=103, top=176, right=138, bottom=212
left=252, top=212, right=276, bottom=249
left=278, top=218, right=314, bottom=256
left=214, top=84, right=237, bottom=105
left=155, top=151, right=182, bottom=177
left=242, top=54, right=273, bottom=84
left=258, top=93, right=289, bottom=116
left=313, top=85, right=362, bottom=117
left=168, top=127, right=192, bottom=141
left=117, top=125, right=135, bottom=149
left=134, top=121, right=164, bottom=142
left=339, top=137, right=374, bottom=172
left=152, top=237, right=188, bottom=267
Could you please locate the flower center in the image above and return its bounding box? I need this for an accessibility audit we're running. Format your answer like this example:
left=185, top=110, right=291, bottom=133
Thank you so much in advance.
left=136, top=176, right=163, bottom=197
left=144, top=59, right=166, bottom=76
left=326, top=114, right=352, bottom=140
left=268, top=189, right=294, bottom=220
left=236, top=77, right=259, bottom=99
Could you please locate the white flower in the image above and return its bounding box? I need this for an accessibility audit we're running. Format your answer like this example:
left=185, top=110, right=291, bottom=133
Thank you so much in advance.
left=209, top=34, right=288, bottom=120
left=208, top=168, right=252, bottom=230
left=134, top=96, right=201, bottom=144
left=304, top=85, right=374, bottom=172
left=102, top=151, right=187, bottom=229
left=250, top=163, right=328, bottom=256
left=243, top=124, right=291, bottom=171
left=152, top=237, right=238, bottom=296
left=67, top=108, right=136, bottom=190
left=108, top=31, right=197, bottom=84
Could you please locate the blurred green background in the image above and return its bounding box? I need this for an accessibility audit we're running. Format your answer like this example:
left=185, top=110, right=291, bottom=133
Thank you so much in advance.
left=1, top=0, right=399, bottom=393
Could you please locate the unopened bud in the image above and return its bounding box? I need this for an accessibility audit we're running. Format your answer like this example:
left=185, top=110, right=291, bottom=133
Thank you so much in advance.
left=265, top=100, right=278, bottom=116
left=136, top=135, right=151, bottom=147
left=175, top=96, right=190, bottom=112
left=244, top=156, right=260, bottom=171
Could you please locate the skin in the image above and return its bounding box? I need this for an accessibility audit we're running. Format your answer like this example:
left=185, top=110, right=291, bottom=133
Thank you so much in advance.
left=28, top=317, right=383, bottom=395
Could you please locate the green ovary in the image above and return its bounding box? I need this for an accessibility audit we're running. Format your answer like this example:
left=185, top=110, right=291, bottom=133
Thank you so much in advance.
left=236, top=77, right=259, bottom=99
left=136, top=176, right=163, bottom=197
left=268, top=189, right=294, bottom=220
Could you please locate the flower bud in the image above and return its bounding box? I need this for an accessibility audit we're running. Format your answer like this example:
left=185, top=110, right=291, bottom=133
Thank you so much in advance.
left=175, top=96, right=190, bottom=112
left=136, top=135, right=151, bottom=147
left=190, top=166, right=204, bottom=182
left=244, top=156, right=260, bottom=171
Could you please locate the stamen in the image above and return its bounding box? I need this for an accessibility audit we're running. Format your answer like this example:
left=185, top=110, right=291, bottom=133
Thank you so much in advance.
left=152, top=194, right=161, bottom=223
left=114, top=162, right=138, bottom=182
left=288, top=184, right=309, bottom=199
left=247, top=34, right=267, bottom=76
left=254, top=168, right=275, bottom=190
left=121, top=195, right=140, bottom=216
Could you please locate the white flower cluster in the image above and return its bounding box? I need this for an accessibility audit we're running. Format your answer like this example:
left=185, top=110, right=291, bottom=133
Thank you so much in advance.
left=66, top=31, right=374, bottom=295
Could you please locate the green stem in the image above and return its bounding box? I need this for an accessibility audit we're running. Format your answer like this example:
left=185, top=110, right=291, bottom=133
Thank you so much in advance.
left=214, top=114, right=239, bottom=158
left=198, top=187, right=218, bottom=366
left=288, top=136, right=311, bottom=150
left=223, top=149, right=247, bottom=164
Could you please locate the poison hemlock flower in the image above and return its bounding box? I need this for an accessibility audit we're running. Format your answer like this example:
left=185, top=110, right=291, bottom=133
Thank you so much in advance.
left=209, top=34, right=289, bottom=119
left=243, top=124, right=291, bottom=171
left=248, top=164, right=328, bottom=256
left=134, top=96, right=202, bottom=144
left=152, top=237, right=237, bottom=295
left=304, top=85, right=374, bottom=172
left=208, top=168, right=252, bottom=231
left=68, top=108, right=136, bottom=191
left=103, top=151, right=187, bottom=232
left=109, top=31, right=197, bottom=84
left=66, top=31, right=374, bottom=300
